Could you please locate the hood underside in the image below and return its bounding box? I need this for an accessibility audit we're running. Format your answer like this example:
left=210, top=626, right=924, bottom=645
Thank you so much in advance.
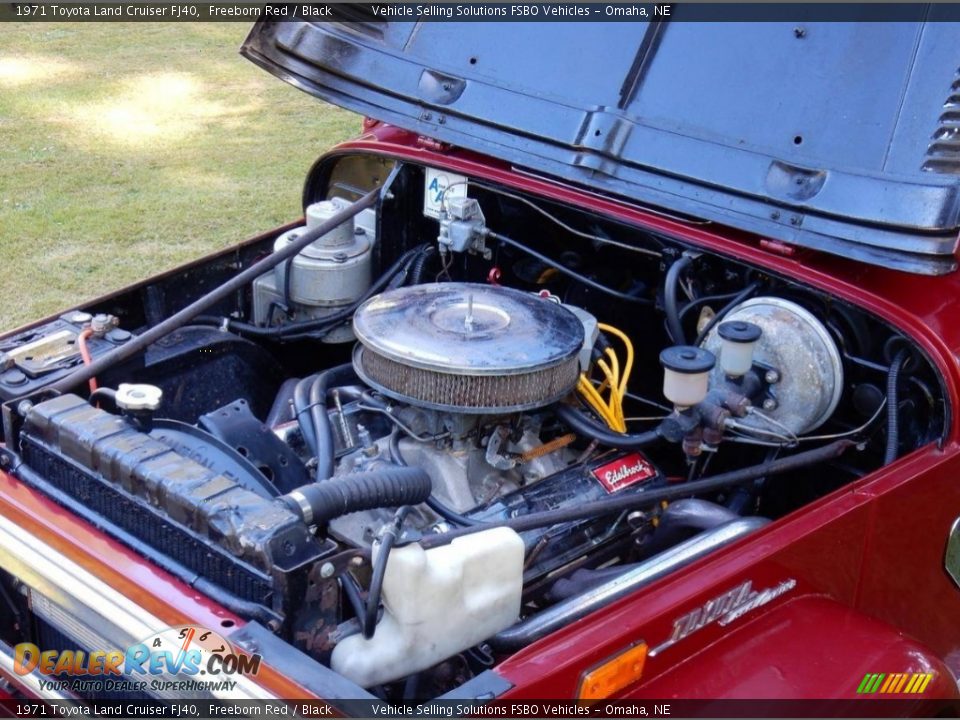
left=242, top=15, right=960, bottom=274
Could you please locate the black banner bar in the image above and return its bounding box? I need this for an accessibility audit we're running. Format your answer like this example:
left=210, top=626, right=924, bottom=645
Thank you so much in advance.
left=3, top=699, right=960, bottom=718
left=5, top=2, right=960, bottom=23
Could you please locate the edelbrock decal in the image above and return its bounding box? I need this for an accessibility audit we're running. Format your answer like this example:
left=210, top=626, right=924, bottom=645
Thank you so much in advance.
left=591, top=453, right=657, bottom=493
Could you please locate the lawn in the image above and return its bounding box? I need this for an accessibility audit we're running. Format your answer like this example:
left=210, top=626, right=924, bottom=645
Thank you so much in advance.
left=0, top=23, right=358, bottom=329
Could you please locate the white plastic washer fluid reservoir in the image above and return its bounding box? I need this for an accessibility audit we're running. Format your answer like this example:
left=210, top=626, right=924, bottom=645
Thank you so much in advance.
left=331, top=527, right=525, bottom=687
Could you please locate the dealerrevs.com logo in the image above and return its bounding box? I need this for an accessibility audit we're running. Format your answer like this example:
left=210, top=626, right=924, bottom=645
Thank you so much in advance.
left=14, top=625, right=261, bottom=695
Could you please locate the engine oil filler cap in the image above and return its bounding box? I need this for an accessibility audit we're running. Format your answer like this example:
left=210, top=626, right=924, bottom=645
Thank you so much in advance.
left=352, top=283, right=584, bottom=413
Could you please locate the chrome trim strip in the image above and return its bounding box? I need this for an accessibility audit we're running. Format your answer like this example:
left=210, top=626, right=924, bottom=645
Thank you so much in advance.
left=491, top=517, right=769, bottom=651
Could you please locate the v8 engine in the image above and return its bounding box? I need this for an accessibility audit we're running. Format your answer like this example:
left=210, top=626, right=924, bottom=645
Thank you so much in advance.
left=1, top=163, right=946, bottom=701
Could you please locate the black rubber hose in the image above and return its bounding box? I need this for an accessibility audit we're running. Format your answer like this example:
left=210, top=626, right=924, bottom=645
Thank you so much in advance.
left=279, top=466, right=433, bottom=526
left=214, top=245, right=427, bottom=340
left=726, top=447, right=778, bottom=515
left=487, top=231, right=653, bottom=305
left=293, top=374, right=319, bottom=456
left=555, top=402, right=664, bottom=449
left=408, top=246, right=437, bottom=285
left=693, top=281, right=762, bottom=347
left=44, top=188, right=378, bottom=397
left=277, top=246, right=427, bottom=341
left=658, top=498, right=740, bottom=531
left=664, top=254, right=693, bottom=344
left=884, top=348, right=911, bottom=464
left=281, top=257, right=295, bottom=312
left=424, top=494, right=482, bottom=527
left=645, top=498, right=741, bottom=555
left=334, top=385, right=368, bottom=404
left=548, top=564, right=642, bottom=601
left=88, top=387, right=118, bottom=407
left=341, top=573, right=367, bottom=626
left=419, top=440, right=853, bottom=549
left=308, top=364, right=359, bottom=480
left=363, top=505, right=412, bottom=639
left=388, top=430, right=483, bottom=527
left=677, top=288, right=749, bottom=327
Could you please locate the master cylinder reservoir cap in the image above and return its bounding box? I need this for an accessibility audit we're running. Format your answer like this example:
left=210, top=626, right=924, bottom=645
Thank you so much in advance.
left=115, top=383, right=163, bottom=412
left=717, top=320, right=762, bottom=377
left=660, top=346, right=716, bottom=407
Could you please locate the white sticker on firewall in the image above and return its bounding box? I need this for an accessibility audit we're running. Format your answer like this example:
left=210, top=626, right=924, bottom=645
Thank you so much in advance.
left=423, top=168, right=468, bottom=219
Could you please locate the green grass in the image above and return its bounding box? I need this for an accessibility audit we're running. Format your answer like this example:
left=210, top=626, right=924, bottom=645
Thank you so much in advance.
left=0, top=23, right=358, bottom=329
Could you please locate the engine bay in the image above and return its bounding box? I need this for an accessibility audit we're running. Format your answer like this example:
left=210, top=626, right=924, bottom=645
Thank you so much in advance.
left=0, top=157, right=948, bottom=699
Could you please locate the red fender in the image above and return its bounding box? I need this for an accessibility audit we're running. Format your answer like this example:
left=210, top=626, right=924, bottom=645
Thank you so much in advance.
left=635, top=595, right=959, bottom=701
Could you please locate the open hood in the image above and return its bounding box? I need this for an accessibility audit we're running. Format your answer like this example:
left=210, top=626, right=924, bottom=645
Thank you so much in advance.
left=242, top=16, right=960, bottom=274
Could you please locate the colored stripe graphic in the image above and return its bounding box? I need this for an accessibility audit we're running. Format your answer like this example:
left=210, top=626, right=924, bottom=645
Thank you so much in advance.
left=857, top=674, right=885, bottom=694
left=857, top=672, right=932, bottom=694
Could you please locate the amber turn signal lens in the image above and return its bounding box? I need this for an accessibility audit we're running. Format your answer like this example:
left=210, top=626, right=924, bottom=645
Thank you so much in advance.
left=577, top=641, right=648, bottom=700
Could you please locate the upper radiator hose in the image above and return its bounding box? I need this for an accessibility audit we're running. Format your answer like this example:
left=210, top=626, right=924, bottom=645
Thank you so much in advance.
left=279, top=466, right=433, bottom=525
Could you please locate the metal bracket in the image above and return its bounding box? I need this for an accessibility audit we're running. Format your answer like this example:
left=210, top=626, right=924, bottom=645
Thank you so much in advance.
left=437, top=196, right=491, bottom=258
